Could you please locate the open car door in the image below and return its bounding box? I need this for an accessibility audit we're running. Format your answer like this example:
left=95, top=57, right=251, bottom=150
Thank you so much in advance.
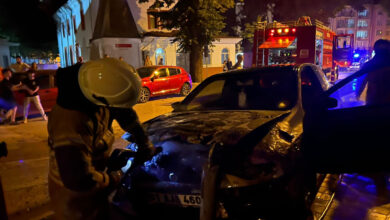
left=303, top=66, right=390, bottom=173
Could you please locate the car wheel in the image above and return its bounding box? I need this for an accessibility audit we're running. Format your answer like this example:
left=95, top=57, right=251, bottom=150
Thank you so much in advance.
left=138, top=87, right=150, bottom=103
left=180, top=83, right=191, bottom=96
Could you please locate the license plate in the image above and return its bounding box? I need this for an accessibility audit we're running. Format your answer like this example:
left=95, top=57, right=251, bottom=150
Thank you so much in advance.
left=147, top=192, right=202, bottom=207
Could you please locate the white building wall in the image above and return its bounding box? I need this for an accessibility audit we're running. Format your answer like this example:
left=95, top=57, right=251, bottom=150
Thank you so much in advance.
left=0, top=45, right=11, bottom=68
left=55, top=0, right=241, bottom=72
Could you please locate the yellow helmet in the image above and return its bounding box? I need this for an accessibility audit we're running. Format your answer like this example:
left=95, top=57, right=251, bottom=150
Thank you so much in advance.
left=78, top=58, right=141, bottom=108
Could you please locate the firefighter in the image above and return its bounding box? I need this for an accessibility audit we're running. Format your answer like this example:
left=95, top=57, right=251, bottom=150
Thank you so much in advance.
left=358, top=39, right=390, bottom=105
left=48, top=58, right=159, bottom=220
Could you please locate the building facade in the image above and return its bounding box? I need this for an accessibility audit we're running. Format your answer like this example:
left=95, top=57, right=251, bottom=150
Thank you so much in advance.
left=329, top=4, right=390, bottom=55
left=0, top=39, right=19, bottom=68
left=54, top=0, right=241, bottom=77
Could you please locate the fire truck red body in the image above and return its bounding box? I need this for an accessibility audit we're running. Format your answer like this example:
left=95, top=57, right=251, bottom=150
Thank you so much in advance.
left=252, top=17, right=340, bottom=82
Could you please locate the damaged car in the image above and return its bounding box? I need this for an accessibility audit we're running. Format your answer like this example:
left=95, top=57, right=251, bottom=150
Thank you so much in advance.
left=112, top=64, right=330, bottom=219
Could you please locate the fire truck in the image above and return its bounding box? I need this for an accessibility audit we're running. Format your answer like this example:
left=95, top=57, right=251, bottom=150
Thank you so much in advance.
left=252, top=17, right=344, bottom=83
left=333, top=34, right=354, bottom=70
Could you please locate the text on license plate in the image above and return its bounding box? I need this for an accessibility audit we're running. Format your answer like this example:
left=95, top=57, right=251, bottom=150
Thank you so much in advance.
left=148, top=192, right=202, bottom=207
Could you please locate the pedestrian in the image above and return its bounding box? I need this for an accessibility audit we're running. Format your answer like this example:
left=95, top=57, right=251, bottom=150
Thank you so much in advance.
left=231, top=54, right=243, bottom=70
left=0, top=69, right=26, bottom=125
left=144, top=55, right=152, bottom=66
left=9, top=56, right=30, bottom=73
left=158, top=57, right=164, bottom=65
left=222, top=60, right=228, bottom=72
left=118, top=56, right=124, bottom=62
left=76, top=56, right=84, bottom=64
left=48, top=58, right=160, bottom=219
left=358, top=39, right=390, bottom=105
left=31, top=62, right=38, bottom=71
left=0, top=67, right=3, bottom=82
left=356, top=39, right=390, bottom=204
left=226, top=57, right=233, bottom=70
left=22, top=69, right=47, bottom=123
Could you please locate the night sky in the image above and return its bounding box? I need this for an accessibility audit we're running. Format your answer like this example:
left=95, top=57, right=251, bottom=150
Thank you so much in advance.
left=0, top=0, right=66, bottom=48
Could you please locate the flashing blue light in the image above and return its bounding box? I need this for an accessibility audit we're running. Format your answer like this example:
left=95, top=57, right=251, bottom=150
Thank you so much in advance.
left=354, top=53, right=360, bottom=58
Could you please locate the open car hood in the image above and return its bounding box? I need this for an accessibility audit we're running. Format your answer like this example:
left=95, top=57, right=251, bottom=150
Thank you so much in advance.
left=123, top=110, right=290, bottom=191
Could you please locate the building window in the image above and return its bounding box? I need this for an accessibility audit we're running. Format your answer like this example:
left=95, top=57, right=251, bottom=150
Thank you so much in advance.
left=69, top=46, right=74, bottom=65
left=80, top=9, right=85, bottom=30
left=64, top=47, right=68, bottom=66
left=357, top=20, right=368, bottom=27
left=62, top=23, right=66, bottom=37
left=73, top=16, right=77, bottom=33
left=376, top=30, right=383, bottom=36
left=148, top=13, right=157, bottom=29
left=358, top=9, right=368, bottom=17
left=336, top=19, right=347, bottom=28
left=357, top=30, right=368, bottom=38
left=347, top=30, right=354, bottom=34
left=75, top=43, right=81, bottom=58
left=221, top=48, right=229, bottom=64
left=347, top=19, right=354, bottom=28
left=67, top=19, right=70, bottom=36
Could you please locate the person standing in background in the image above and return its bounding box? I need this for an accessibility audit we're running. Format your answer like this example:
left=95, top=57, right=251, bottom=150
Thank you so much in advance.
left=158, top=57, right=164, bottom=65
left=226, top=57, right=233, bottom=70
left=0, top=69, right=26, bottom=125
left=10, top=56, right=30, bottom=73
left=231, top=54, right=243, bottom=70
left=144, top=55, right=152, bottom=66
left=22, top=69, right=47, bottom=123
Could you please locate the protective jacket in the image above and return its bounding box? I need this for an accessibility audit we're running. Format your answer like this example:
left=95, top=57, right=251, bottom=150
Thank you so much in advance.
left=48, top=64, right=151, bottom=220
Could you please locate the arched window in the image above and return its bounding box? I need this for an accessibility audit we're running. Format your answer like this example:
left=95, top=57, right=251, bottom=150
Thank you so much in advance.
left=221, top=48, right=229, bottom=64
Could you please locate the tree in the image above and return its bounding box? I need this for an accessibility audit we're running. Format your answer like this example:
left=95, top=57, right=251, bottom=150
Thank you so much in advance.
left=139, top=0, right=234, bottom=82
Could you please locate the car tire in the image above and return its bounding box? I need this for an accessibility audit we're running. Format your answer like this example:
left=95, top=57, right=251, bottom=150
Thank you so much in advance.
left=180, top=82, right=191, bottom=96
left=138, top=87, right=150, bottom=103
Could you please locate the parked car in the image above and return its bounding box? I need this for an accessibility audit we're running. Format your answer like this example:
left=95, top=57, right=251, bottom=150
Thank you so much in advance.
left=10, top=70, right=58, bottom=118
left=137, top=66, right=192, bottom=103
left=112, top=64, right=331, bottom=219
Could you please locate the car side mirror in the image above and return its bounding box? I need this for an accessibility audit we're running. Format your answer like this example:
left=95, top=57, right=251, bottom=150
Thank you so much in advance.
left=150, top=77, right=155, bottom=82
left=324, top=97, right=338, bottom=109
left=171, top=101, right=186, bottom=112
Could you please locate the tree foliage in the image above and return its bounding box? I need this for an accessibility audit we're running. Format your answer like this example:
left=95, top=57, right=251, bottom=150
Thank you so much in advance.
left=138, top=0, right=234, bottom=82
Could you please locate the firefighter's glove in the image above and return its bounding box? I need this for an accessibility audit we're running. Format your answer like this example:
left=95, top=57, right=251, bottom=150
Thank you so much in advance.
left=107, top=149, right=135, bottom=171
left=134, top=146, right=162, bottom=166
left=108, top=170, right=124, bottom=190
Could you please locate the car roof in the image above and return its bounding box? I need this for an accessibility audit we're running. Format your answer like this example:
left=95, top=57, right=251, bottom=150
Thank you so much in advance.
left=208, top=65, right=298, bottom=79
left=137, top=65, right=182, bottom=69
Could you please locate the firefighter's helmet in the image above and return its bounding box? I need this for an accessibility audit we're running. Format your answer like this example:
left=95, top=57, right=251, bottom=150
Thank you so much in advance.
left=78, top=58, right=141, bottom=108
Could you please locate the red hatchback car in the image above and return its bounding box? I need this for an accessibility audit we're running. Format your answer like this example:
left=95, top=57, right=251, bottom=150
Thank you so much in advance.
left=137, top=66, right=192, bottom=103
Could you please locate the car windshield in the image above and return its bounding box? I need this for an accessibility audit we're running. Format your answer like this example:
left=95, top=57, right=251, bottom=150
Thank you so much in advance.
left=184, top=69, right=298, bottom=111
left=137, top=67, right=156, bottom=78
